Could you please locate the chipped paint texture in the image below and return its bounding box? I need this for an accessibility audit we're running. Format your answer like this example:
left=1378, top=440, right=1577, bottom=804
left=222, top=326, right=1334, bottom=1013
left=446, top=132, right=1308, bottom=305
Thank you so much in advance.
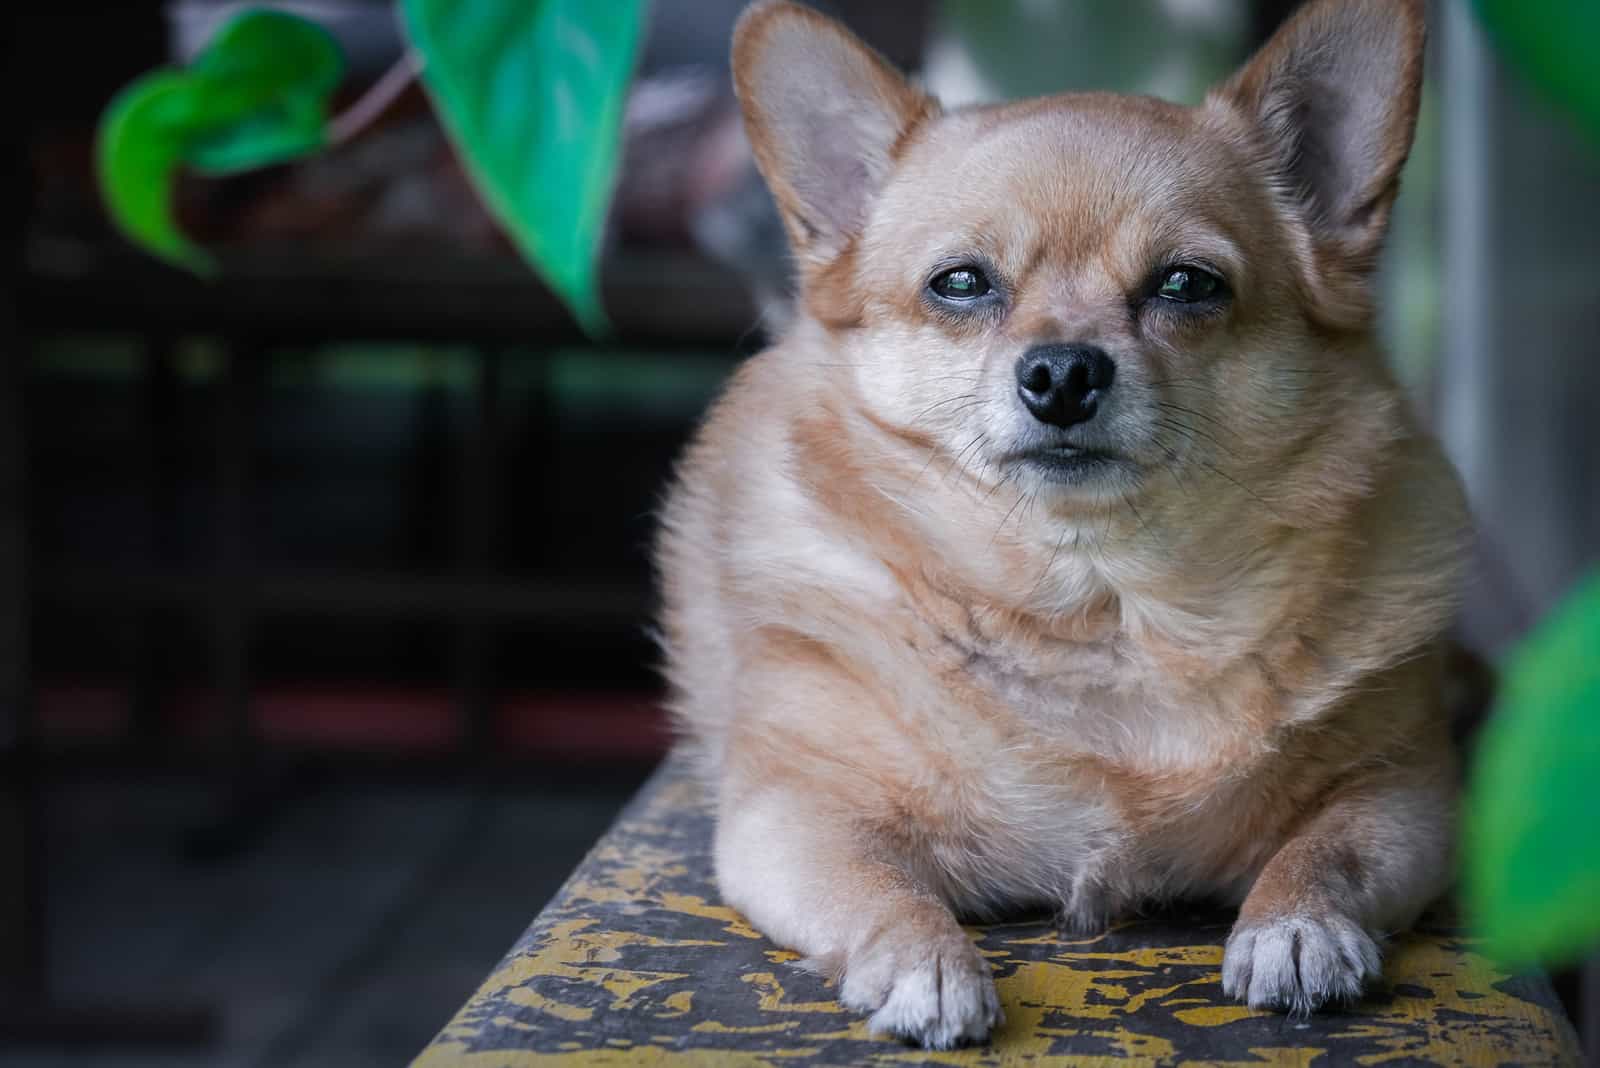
left=414, top=758, right=1580, bottom=1067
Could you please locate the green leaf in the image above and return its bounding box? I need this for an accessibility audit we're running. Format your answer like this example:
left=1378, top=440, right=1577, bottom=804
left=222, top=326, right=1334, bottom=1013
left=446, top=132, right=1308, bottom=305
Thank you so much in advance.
left=96, top=71, right=216, bottom=274
left=1464, top=568, right=1600, bottom=968
left=402, top=0, right=647, bottom=335
left=187, top=10, right=344, bottom=175
left=95, top=10, right=344, bottom=273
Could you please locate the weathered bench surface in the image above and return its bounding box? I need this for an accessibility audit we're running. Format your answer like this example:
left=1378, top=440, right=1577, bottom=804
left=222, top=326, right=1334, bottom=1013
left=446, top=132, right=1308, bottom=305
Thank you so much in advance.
left=415, top=756, right=1580, bottom=1066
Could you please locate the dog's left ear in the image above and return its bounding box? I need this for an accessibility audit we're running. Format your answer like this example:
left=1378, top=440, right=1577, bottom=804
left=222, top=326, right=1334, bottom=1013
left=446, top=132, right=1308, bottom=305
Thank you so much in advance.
left=1209, top=0, right=1425, bottom=310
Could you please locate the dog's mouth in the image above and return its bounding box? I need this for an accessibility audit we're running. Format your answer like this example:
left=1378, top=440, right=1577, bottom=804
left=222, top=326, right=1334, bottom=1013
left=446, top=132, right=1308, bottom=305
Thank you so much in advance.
left=1006, top=443, right=1124, bottom=484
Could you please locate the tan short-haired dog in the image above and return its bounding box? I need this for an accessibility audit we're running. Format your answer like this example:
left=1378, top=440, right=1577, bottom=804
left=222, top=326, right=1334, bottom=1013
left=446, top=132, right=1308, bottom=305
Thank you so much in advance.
left=657, top=0, right=1469, bottom=1048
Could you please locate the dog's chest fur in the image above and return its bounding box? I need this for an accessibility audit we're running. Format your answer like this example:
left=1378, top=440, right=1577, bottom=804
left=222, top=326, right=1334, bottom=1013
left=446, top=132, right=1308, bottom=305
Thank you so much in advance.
left=878, top=566, right=1288, bottom=925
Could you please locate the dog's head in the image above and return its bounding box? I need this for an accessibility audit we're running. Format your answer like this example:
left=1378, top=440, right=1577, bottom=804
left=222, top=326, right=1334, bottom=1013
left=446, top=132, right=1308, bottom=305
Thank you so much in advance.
left=733, top=0, right=1424, bottom=524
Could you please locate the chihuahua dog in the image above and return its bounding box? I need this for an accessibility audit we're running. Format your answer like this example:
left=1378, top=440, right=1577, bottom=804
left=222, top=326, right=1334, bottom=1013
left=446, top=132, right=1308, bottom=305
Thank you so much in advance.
left=657, top=0, right=1469, bottom=1049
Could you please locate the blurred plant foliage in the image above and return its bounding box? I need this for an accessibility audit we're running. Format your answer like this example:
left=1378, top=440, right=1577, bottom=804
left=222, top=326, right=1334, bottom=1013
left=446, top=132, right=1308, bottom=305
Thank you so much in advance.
left=96, top=1, right=646, bottom=333
left=1459, top=3, right=1600, bottom=973
left=1465, top=570, right=1600, bottom=969
left=97, top=11, right=343, bottom=276
left=1473, top=0, right=1600, bottom=145
left=934, top=0, right=1243, bottom=106
left=400, top=0, right=643, bottom=334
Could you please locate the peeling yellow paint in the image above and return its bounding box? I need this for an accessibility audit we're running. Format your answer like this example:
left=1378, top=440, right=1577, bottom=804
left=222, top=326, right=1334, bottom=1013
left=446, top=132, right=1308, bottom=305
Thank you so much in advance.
left=489, top=1015, right=539, bottom=1034
left=740, top=972, right=848, bottom=1014
left=657, top=991, right=693, bottom=1018
left=1054, top=945, right=1224, bottom=968
left=1002, top=929, right=1115, bottom=947
left=470, top=917, right=719, bottom=1022
left=691, top=1020, right=800, bottom=1035
left=795, top=1024, right=872, bottom=1041
left=1183, top=1047, right=1328, bottom=1067
left=505, top=987, right=593, bottom=1023
left=655, top=892, right=764, bottom=940
left=419, top=1046, right=821, bottom=1066
left=1173, top=1004, right=1257, bottom=1027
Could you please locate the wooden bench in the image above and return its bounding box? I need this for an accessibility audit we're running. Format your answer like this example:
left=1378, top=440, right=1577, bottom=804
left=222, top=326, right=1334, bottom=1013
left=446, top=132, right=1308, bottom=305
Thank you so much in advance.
left=414, top=755, right=1581, bottom=1065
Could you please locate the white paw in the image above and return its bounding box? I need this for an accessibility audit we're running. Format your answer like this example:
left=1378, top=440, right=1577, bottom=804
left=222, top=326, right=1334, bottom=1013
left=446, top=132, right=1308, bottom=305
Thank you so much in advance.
left=1222, top=911, right=1382, bottom=1014
left=840, top=932, right=1002, bottom=1049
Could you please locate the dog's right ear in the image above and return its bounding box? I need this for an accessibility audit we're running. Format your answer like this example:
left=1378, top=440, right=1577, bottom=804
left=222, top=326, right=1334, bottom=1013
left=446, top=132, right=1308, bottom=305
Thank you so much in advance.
left=1208, top=0, right=1425, bottom=327
left=732, top=1, right=936, bottom=268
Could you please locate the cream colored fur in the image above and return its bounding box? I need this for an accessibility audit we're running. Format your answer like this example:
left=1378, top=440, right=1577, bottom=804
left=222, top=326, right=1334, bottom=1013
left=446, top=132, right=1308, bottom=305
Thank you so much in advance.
left=656, top=0, right=1468, bottom=1048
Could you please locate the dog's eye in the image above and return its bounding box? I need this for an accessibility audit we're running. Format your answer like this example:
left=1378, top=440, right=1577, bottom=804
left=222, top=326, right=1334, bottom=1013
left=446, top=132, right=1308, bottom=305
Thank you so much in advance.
left=1156, top=266, right=1222, bottom=303
left=930, top=267, right=991, bottom=301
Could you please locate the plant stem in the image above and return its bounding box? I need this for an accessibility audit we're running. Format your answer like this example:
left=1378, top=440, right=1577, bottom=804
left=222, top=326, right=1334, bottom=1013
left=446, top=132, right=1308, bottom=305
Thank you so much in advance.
left=328, top=50, right=423, bottom=146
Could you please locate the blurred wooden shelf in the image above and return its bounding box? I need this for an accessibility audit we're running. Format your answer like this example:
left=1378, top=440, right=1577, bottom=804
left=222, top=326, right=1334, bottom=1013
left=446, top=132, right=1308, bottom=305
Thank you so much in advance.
left=36, top=682, right=667, bottom=761
left=38, top=566, right=649, bottom=626
left=21, top=237, right=765, bottom=348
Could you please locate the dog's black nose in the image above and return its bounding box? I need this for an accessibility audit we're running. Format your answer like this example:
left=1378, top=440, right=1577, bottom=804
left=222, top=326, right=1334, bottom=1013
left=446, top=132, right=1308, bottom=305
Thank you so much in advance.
left=1015, top=345, right=1115, bottom=428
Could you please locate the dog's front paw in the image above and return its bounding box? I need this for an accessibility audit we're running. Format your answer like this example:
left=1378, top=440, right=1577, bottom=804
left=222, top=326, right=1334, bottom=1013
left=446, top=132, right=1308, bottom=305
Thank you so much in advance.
left=840, top=930, right=1002, bottom=1049
left=1221, top=911, right=1381, bottom=1014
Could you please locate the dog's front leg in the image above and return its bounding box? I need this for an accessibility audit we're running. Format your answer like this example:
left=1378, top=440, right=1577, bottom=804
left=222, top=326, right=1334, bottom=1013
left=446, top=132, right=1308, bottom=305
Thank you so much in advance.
left=1221, top=756, right=1455, bottom=1014
left=714, top=780, right=1003, bottom=1048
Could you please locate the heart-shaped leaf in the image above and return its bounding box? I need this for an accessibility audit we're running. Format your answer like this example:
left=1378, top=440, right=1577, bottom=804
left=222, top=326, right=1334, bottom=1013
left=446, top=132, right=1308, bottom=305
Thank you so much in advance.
left=96, top=10, right=344, bottom=272
left=402, top=0, right=647, bottom=334
left=1464, top=569, right=1600, bottom=968
left=186, top=11, right=344, bottom=175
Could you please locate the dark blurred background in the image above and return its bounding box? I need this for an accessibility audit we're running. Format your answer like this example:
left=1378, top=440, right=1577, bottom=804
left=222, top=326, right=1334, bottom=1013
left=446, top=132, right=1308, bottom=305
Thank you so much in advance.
left=5, top=1, right=1598, bottom=1065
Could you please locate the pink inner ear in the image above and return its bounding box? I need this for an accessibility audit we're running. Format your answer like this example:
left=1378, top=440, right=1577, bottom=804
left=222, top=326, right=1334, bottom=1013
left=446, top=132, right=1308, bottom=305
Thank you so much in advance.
left=1215, top=0, right=1424, bottom=252
left=735, top=7, right=933, bottom=257
left=787, top=112, right=880, bottom=242
left=1265, top=66, right=1404, bottom=234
